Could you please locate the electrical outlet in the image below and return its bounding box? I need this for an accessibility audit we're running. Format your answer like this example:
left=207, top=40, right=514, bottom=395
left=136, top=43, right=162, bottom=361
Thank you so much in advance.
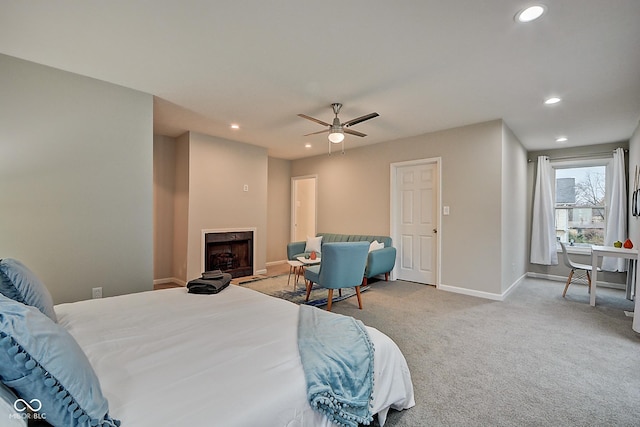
left=92, top=287, right=103, bottom=299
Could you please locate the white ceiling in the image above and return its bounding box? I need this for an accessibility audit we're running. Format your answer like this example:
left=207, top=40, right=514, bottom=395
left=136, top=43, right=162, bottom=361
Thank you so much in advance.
left=1, top=1, right=639, bottom=160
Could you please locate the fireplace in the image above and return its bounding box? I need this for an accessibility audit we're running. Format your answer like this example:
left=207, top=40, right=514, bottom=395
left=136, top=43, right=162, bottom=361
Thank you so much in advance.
left=204, top=231, right=253, bottom=278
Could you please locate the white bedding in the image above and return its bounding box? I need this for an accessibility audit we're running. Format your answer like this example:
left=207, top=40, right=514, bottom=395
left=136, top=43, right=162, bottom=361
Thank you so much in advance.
left=55, top=285, right=414, bottom=426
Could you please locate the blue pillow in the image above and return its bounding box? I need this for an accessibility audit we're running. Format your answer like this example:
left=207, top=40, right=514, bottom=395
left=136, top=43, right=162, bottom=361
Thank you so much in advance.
left=0, top=294, right=120, bottom=427
left=0, top=259, right=57, bottom=322
left=0, top=383, right=26, bottom=427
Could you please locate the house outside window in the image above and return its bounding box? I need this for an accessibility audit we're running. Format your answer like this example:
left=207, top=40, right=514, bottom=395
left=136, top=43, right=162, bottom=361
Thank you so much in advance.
left=553, top=159, right=610, bottom=248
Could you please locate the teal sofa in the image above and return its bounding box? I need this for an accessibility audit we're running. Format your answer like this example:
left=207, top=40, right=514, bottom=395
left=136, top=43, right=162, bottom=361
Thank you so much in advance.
left=287, top=233, right=396, bottom=285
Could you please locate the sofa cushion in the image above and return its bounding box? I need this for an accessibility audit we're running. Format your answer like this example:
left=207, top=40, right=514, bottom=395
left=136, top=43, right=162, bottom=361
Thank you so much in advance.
left=304, top=265, right=321, bottom=284
left=317, top=233, right=392, bottom=248
left=369, top=240, right=385, bottom=252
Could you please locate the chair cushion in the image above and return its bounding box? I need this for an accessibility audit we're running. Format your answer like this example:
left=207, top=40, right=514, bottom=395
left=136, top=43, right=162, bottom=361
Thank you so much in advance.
left=0, top=259, right=57, bottom=323
left=304, top=265, right=321, bottom=284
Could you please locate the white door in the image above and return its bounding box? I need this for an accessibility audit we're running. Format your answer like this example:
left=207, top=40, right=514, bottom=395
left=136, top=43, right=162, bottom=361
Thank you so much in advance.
left=393, top=161, right=438, bottom=284
left=291, top=176, right=317, bottom=242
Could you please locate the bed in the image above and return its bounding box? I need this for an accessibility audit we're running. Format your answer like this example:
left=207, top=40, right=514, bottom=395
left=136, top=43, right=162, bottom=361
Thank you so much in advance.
left=0, top=258, right=414, bottom=426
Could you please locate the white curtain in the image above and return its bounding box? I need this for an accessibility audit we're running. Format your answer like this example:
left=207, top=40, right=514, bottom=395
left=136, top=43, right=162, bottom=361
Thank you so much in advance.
left=602, top=148, right=627, bottom=271
left=531, top=156, right=558, bottom=265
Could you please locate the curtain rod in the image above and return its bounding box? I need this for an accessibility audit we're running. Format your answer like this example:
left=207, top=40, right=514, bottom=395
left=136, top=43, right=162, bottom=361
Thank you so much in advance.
left=527, top=148, right=627, bottom=163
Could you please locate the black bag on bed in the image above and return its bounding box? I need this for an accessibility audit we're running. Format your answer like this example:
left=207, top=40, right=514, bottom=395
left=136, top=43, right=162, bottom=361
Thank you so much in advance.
left=187, top=271, right=232, bottom=294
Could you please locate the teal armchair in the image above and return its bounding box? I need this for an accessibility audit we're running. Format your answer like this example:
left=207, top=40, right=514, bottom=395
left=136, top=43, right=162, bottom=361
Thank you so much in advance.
left=304, top=242, right=369, bottom=311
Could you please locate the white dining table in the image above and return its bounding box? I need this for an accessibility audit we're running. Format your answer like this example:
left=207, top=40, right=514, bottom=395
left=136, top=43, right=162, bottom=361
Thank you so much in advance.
left=590, top=245, right=638, bottom=307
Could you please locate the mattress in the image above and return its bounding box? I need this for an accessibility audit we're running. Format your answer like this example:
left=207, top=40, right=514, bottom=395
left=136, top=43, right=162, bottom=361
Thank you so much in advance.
left=55, top=285, right=414, bottom=426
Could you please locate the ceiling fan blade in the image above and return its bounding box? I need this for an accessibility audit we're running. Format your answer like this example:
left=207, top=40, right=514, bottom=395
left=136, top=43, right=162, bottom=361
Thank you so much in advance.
left=342, top=112, right=379, bottom=127
left=344, top=128, right=367, bottom=137
left=298, top=114, right=331, bottom=127
left=304, top=129, right=330, bottom=136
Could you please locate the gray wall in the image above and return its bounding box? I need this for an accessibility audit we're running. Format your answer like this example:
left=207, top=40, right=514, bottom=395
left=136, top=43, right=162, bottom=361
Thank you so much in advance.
left=0, top=54, right=153, bottom=303
left=502, top=125, right=529, bottom=293
left=153, top=139, right=290, bottom=283
left=628, top=122, right=640, bottom=257
left=267, top=157, right=291, bottom=263
left=154, top=135, right=176, bottom=281
left=291, top=120, right=527, bottom=297
left=154, top=119, right=530, bottom=298
left=172, top=133, right=190, bottom=283
left=184, top=132, right=268, bottom=282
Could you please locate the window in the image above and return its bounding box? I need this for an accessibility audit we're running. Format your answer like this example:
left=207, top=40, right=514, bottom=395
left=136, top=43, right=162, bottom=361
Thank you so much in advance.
left=553, top=159, right=610, bottom=247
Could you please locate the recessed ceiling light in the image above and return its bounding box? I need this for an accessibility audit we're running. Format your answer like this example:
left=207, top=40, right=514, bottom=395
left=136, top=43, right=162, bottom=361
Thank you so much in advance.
left=556, top=136, right=568, bottom=143
left=304, top=143, right=312, bottom=148
left=230, top=124, right=240, bottom=129
left=544, top=97, right=561, bottom=105
left=516, top=5, right=546, bottom=23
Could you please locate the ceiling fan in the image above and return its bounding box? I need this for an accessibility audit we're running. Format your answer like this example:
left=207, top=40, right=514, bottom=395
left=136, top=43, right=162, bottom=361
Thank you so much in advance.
left=298, top=103, right=379, bottom=154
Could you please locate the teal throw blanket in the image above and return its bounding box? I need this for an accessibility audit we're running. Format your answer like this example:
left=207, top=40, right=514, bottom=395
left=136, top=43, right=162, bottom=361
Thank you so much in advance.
left=297, top=305, right=374, bottom=427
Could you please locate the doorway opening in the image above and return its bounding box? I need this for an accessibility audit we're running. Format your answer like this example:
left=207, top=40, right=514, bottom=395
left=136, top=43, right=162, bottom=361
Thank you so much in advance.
left=291, top=175, right=318, bottom=242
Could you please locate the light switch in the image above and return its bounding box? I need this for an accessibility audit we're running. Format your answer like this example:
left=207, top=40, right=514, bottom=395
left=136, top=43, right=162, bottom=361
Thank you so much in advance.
left=443, top=206, right=450, bottom=215
left=243, top=184, right=249, bottom=192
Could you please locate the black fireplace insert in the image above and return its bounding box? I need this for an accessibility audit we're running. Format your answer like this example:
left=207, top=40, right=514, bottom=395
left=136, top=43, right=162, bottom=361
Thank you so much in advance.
left=204, top=231, right=253, bottom=278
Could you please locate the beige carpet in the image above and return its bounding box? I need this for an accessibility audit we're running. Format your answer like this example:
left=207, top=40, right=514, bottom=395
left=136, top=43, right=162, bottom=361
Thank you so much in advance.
left=326, top=278, right=639, bottom=426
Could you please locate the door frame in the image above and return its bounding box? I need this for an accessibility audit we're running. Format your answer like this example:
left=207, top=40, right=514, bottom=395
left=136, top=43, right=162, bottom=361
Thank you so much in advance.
left=291, top=175, right=318, bottom=242
left=390, top=157, right=442, bottom=286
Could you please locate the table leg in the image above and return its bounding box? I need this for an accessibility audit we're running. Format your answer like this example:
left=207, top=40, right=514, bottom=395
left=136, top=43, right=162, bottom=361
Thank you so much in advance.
left=631, top=258, right=638, bottom=301
left=626, top=259, right=636, bottom=300
left=590, top=252, right=598, bottom=306
left=296, top=266, right=304, bottom=286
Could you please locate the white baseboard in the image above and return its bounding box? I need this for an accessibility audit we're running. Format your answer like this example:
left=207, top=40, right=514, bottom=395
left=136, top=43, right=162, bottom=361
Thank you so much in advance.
left=154, top=267, right=272, bottom=286
left=525, top=272, right=625, bottom=290
left=438, top=283, right=504, bottom=301
left=438, top=273, right=527, bottom=301
left=502, top=273, right=528, bottom=299
left=153, top=277, right=186, bottom=287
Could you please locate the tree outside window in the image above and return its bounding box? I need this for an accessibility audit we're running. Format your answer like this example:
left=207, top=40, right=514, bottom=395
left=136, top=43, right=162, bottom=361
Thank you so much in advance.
left=555, top=166, right=606, bottom=246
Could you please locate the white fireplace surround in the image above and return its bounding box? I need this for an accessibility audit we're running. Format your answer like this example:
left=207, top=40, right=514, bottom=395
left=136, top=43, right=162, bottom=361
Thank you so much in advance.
left=201, top=227, right=258, bottom=276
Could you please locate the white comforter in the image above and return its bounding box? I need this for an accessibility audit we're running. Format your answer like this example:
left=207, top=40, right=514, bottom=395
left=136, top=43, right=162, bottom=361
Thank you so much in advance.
left=55, top=285, right=414, bottom=426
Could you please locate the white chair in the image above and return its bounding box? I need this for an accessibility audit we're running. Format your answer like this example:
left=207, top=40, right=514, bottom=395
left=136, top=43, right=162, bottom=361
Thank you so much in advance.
left=559, top=241, right=600, bottom=297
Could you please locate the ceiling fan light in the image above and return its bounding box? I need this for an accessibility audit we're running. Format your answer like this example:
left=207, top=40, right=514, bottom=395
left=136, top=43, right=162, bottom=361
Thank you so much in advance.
left=328, top=130, right=344, bottom=143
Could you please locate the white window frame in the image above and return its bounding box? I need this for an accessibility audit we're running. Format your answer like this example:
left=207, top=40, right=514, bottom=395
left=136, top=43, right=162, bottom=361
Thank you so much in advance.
left=551, top=157, right=613, bottom=255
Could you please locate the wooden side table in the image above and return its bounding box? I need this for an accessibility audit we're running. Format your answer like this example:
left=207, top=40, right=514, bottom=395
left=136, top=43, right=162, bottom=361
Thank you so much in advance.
left=287, top=260, right=304, bottom=287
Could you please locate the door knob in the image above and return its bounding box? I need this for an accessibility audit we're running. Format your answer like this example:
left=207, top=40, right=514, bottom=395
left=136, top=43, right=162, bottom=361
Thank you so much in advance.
left=433, top=228, right=437, bottom=233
